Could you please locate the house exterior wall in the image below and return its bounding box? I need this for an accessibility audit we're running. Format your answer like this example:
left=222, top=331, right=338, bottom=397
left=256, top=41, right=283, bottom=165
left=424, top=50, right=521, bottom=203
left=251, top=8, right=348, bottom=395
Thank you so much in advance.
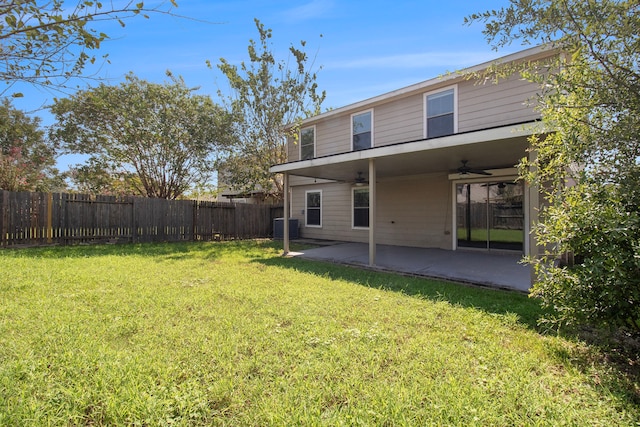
left=290, top=173, right=453, bottom=249
left=287, top=74, right=541, bottom=163
left=316, top=115, right=351, bottom=157
left=277, top=47, right=556, bottom=261
left=370, top=95, right=424, bottom=147
left=458, top=74, right=540, bottom=132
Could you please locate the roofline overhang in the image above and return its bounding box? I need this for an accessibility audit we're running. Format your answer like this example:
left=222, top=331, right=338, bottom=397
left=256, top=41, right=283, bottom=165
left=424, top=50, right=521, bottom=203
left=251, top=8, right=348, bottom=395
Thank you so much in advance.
left=270, top=122, right=541, bottom=176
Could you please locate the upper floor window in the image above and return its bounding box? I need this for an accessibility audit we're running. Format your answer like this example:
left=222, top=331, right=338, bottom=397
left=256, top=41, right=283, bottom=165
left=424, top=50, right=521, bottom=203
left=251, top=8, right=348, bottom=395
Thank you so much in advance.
left=300, top=126, right=315, bottom=160
left=425, top=87, right=456, bottom=138
left=305, top=190, right=322, bottom=227
left=352, top=110, right=373, bottom=151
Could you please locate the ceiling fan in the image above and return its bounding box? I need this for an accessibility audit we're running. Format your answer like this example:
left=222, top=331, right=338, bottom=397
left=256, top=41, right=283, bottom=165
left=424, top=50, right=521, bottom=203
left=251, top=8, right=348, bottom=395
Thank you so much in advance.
left=457, top=160, right=492, bottom=176
left=353, top=171, right=367, bottom=186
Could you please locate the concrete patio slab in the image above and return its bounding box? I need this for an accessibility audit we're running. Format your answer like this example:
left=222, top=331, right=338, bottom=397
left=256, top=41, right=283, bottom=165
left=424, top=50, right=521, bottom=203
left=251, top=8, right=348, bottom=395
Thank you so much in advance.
left=289, top=242, right=531, bottom=292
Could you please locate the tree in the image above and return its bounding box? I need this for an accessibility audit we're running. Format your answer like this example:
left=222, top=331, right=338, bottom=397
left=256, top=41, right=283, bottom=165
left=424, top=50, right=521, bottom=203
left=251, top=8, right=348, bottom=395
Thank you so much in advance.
left=0, top=0, right=178, bottom=97
left=0, top=99, right=63, bottom=191
left=213, top=19, right=325, bottom=202
left=50, top=73, right=233, bottom=199
left=467, top=1, right=640, bottom=332
left=65, top=158, right=141, bottom=196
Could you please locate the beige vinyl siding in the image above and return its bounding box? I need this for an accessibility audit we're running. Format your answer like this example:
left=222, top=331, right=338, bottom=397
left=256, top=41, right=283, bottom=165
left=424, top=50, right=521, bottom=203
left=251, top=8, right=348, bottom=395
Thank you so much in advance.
left=373, top=95, right=424, bottom=147
left=291, top=95, right=425, bottom=159
left=286, top=70, right=541, bottom=159
left=291, top=173, right=452, bottom=249
left=291, top=182, right=359, bottom=242
left=286, top=115, right=351, bottom=161
left=287, top=135, right=299, bottom=162
left=376, top=173, right=452, bottom=249
left=458, top=75, right=541, bottom=132
left=315, top=115, right=351, bottom=157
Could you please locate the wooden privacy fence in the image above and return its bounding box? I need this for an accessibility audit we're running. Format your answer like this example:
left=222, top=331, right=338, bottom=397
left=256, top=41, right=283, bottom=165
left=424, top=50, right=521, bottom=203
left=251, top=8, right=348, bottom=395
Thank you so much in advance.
left=456, top=202, right=524, bottom=230
left=0, top=191, right=284, bottom=247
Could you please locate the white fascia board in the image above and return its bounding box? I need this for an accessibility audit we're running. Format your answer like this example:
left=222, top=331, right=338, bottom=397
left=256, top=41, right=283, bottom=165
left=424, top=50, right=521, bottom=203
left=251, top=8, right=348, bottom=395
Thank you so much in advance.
left=271, top=122, right=539, bottom=174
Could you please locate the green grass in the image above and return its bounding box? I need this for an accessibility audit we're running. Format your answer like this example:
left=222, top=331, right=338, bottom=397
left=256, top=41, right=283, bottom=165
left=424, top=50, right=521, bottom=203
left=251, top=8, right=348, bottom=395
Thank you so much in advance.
left=0, top=241, right=638, bottom=426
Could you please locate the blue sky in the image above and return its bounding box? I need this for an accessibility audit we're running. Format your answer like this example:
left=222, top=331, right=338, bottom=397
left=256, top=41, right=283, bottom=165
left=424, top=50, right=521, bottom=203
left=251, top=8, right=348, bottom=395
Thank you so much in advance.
left=11, top=0, right=519, bottom=168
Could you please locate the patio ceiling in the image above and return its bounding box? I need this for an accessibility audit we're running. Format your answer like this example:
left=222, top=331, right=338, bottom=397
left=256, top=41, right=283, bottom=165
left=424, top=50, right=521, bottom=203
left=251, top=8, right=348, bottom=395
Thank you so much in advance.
left=271, top=123, right=538, bottom=182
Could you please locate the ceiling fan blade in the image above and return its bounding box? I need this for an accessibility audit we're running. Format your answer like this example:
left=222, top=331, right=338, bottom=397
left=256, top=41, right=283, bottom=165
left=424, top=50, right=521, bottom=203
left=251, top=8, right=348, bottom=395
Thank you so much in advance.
left=456, top=160, right=492, bottom=175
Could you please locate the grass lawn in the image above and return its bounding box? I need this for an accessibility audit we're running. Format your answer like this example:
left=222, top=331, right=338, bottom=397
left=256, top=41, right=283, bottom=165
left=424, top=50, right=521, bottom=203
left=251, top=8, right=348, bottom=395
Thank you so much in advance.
left=0, top=241, right=638, bottom=425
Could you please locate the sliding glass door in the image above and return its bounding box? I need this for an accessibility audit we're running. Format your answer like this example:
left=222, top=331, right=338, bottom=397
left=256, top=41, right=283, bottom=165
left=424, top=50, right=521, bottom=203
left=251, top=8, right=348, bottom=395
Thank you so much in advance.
left=456, top=181, right=524, bottom=251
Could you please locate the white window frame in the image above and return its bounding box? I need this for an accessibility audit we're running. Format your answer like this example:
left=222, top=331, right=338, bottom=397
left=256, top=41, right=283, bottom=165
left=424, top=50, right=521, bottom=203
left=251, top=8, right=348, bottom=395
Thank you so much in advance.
left=305, top=189, right=322, bottom=228
left=449, top=171, right=526, bottom=254
left=350, top=109, right=374, bottom=151
left=299, top=125, right=316, bottom=160
left=351, top=186, right=370, bottom=229
left=423, top=85, right=458, bottom=139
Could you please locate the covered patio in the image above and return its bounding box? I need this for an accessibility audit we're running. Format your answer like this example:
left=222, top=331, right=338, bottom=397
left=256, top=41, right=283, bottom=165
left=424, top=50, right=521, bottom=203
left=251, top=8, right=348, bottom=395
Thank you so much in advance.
left=272, top=123, right=540, bottom=292
left=289, top=242, right=532, bottom=293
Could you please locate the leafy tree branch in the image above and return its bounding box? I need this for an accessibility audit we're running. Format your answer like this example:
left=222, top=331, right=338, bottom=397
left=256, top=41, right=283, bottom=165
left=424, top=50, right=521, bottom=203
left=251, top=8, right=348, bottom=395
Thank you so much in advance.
left=0, top=99, right=62, bottom=191
left=467, top=0, right=640, bottom=332
left=0, top=0, right=179, bottom=97
left=213, top=19, right=325, bottom=202
left=50, top=73, right=233, bottom=199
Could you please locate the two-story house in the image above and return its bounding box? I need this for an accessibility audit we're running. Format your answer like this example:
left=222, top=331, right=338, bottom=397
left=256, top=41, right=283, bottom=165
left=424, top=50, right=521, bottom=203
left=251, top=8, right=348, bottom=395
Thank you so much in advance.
left=271, top=45, right=553, bottom=272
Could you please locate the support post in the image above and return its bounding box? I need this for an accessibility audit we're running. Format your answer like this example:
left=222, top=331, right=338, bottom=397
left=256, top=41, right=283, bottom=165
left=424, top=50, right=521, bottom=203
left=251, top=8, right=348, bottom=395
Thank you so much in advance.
left=368, top=158, right=376, bottom=266
left=283, top=173, right=290, bottom=255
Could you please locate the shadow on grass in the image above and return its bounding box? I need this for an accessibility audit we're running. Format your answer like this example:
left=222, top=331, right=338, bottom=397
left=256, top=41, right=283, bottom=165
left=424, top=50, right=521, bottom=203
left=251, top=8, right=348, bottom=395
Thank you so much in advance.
left=256, top=254, right=547, bottom=330
left=258, top=254, right=640, bottom=412
left=549, top=327, right=640, bottom=411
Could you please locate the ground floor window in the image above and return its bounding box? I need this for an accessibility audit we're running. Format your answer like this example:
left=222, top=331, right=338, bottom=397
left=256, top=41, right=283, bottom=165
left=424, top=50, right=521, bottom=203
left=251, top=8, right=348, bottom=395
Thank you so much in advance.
left=352, top=187, right=369, bottom=228
left=456, top=181, right=524, bottom=251
left=305, top=190, right=322, bottom=227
